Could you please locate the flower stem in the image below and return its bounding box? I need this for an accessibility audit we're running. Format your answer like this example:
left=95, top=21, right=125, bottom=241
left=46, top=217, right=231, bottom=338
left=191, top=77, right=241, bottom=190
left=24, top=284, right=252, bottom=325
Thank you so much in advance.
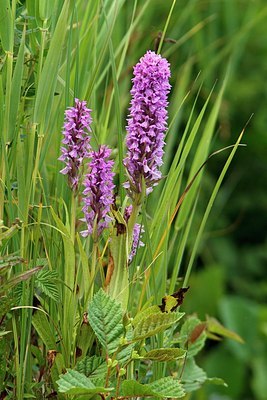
left=71, top=192, right=77, bottom=243
left=90, top=242, right=97, bottom=300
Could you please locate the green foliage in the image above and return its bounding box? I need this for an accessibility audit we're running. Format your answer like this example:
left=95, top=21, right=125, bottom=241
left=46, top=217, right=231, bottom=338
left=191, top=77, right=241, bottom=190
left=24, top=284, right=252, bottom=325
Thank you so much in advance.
left=57, top=290, right=226, bottom=398
left=182, top=358, right=207, bottom=393
left=206, top=315, right=244, bottom=344
left=133, top=311, right=184, bottom=341
left=132, top=304, right=161, bottom=326
left=33, top=0, right=71, bottom=124
left=76, top=355, right=106, bottom=379
left=32, top=311, right=57, bottom=350
left=88, top=289, right=124, bottom=355
left=141, top=347, right=186, bottom=362
left=0, top=0, right=13, bottom=52
left=57, top=369, right=111, bottom=395
left=121, top=377, right=185, bottom=398
left=35, top=268, right=60, bottom=302
left=0, top=0, right=263, bottom=398
left=106, top=215, right=129, bottom=311
left=179, top=316, right=207, bottom=358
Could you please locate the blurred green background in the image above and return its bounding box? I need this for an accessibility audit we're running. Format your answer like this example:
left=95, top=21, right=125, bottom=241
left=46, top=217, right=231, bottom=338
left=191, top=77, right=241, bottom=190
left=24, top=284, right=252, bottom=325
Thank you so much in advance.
left=129, top=1, right=267, bottom=399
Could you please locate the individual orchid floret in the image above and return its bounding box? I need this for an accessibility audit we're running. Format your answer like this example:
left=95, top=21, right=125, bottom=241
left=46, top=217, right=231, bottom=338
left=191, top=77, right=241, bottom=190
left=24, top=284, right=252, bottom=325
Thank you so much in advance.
left=59, top=98, right=92, bottom=191
left=81, top=146, right=115, bottom=238
left=124, top=50, right=171, bottom=196
left=124, top=205, right=144, bottom=262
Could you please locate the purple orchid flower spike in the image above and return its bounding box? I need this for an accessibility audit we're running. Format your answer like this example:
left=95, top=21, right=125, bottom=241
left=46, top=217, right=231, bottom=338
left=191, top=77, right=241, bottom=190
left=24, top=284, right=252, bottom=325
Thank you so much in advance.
left=124, top=50, right=171, bottom=197
left=59, top=98, right=92, bottom=192
left=81, top=146, right=115, bottom=238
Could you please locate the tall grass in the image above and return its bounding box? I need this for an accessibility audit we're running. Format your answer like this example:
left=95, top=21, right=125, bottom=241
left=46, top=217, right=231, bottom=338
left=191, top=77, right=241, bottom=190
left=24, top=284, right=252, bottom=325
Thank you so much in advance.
left=0, top=0, right=261, bottom=398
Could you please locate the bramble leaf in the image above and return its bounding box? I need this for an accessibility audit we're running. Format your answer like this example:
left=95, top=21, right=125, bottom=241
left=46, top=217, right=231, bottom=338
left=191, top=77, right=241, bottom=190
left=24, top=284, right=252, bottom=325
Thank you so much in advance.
left=57, top=369, right=112, bottom=394
left=132, top=305, right=160, bottom=327
left=76, top=355, right=106, bottom=380
left=182, top=358, right=207, bottom=392
left=35, top=268, right=60, bottom=302
left=121, top=377, right=185, bottom=398
left=133, top=311, right=184, bottom=341
left=179, top=316, right=206, bottom=357
left=142, top=348, right=186, bottom=362
left=88, top=289, right=124, bottom=354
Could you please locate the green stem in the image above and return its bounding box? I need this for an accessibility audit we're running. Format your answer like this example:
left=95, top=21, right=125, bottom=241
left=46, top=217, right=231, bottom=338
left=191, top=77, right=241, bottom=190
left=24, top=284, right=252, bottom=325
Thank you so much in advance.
left=90, top=242, right=97, bottom=300
left=0, top=52, right=13, bottom=226
left=36, top=22, right=47, bottom=87
left=127, top=192, right=143, bottom=255
left=26, top=123, right=37, bottom=211
left=31, top=128, right=43, bottom=204
left=115, top=373, right=121, bottom=399
left=84, top=240, right=98, bottom=309
left=71, top=192, right=77, bottom=243
left=12, top=316, right=20, bottom=399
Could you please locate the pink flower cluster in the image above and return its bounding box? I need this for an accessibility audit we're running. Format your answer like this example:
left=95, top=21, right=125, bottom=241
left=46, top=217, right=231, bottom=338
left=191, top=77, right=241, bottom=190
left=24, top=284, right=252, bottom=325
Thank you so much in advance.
left=124, top=51, right=171, bottom=196
left=59, top=50, right=171, bottom=259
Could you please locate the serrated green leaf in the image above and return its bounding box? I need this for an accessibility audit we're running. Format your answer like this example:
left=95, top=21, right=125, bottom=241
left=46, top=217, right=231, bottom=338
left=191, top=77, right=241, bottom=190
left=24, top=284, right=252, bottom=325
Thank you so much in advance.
left=35, top=268, right=60, bottom=302
left=182, top=358, right=207, bottom=393
left=88, top=289, right=124, bottom=354
left=133, top=311, right=184, bottom=341
left=142, top=348, right=186, bottom=362
left=57, top=369, right=112, bottom=395
left=179, top=316, right=206, bottom=358
left=76, top=356, right=106, bottom=378
left=149, top=377, right=185, bottom=398
left=32, top=310, right=57, bottom=350
left=121, top=377, right=185, bottom=398
left=133, top=305, right=160, bottom=327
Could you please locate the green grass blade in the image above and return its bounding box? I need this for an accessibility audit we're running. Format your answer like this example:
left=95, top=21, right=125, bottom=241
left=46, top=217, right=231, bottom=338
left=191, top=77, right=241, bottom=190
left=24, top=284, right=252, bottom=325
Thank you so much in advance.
left=34, top=0, right=71, bottom=124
